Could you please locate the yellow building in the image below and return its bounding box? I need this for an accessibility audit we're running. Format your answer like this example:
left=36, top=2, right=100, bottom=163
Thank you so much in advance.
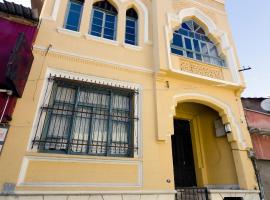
left=0, top=0, right=261, bottom=199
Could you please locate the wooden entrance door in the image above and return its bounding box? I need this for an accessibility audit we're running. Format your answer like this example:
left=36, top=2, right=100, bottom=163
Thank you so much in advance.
left=172, top=119, right=197, bottom=188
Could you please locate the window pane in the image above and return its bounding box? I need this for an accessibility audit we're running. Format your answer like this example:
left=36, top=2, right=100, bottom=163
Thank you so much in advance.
left=71, top=107, right=91, bottom=153
left=66, top=11, right=81, bottom=31
left=127, top=19, right=135, bottom=28
left=196, top=53, right=202, bottom=61
left=184, top=37, right=192, bottom=50
left=34, top=80, right=136, bottom=158
left=125, top=18, right=137, bottom=45
left=55, top=86, right=76, bottom=103
left=188, top=31, right=194, bottom=38
left=181, top=22, right=191, bottom=30
left=93, top=9, right=104, bottom=19
left=209, top=44, right=219, bottom=57
left=90, top=111, right=108, bottom=155
left=126, top=26, right=135, bottom=34
left=111, top=121, right=128, bottom=155
left=179, top=28, right=189, bottom=36
left=92, top=17, right=103, bottom=26
left=193, top=39, right=200, bottom=52
left=125, top=35, right=136, bottom=44
left=91, top=25, right=102, bottom=37
left=65, top=1, right=83, bottom=31
left=171, top=48, right=183, bottom=56
left=195, top=33, right=201, bottom=40
left=203, top=55, right=210, bottom=63
left=201, top=42, right=209, bottom=55
left=70, top=2, right=82, bottom=12
left=106, top=14, right=116, bottom=23
left=187, top=51, right=194, bottom=58
left=172, top=34, right=183, bottom=47
left=104, top=28, right=115, bottom=40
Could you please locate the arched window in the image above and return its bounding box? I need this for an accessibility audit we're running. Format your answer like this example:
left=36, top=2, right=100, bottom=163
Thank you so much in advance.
left=89, top=1, right=118, bottom=40
left=125, top=8, right=138, bottom=45
left=64, top=0, right=84, bottom=31
left=171, top=20, right=225, bottom=67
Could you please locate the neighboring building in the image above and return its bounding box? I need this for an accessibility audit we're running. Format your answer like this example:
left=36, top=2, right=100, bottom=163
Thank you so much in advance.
left=242, top=97, right=270, bottom=200
left=0, top=1, right=38, bottom=151
left=0, top=0, right=261, bottom=200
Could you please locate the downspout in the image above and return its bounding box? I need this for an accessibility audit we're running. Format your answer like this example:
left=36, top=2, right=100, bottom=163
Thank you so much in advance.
left=0, top=89, right=13, bottom=124
left=248, top=150, right=265, bottom=200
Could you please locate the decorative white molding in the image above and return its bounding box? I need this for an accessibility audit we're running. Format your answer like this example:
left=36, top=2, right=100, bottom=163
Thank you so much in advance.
left=41, top=0, right=61, bottom=21
left=213, top=0, right=225, bottom=4
left=24, top=68, right=144, bottom=188
left=85, top=34, right=120, bottom=46
left=17, top=155, right=143, bottom=187
left=33, top=45, right=153, bottom=74
left=13, top=190, right=177, bottom=195
left=57, top=27, right=82, bottom=37
left=165, top=8, right=241, bottom=85
left=171, top=92, right=247, bottom=148
left=123, top=43, right=143, bottom=51
left=51, top=0, right=61, bottom=21
left=120, top=0, right=149, bottom=43
left=189, top=0, right=226, bottom=15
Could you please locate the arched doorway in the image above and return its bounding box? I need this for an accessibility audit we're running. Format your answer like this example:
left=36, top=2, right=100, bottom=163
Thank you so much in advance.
left=172, top=102, right=238, bottom=189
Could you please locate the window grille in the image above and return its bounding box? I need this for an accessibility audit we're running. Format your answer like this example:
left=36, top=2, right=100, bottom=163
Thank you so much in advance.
left=125, top=8, right=138, bottom=45
left=89, top=1, right=118, bottom=40
left=171, top=20, right=225, bottom=67
left=32, top=76, right=139, bottom=157
left=64, top=0, right=84, bottom=31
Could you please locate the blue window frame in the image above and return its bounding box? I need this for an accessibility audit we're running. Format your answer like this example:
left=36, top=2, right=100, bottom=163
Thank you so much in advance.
left=125, top=8, right=138, bottom=45
left=64, top=0, right=84, bottom=31
left=171, top=20, right=225, bottom=67
left=32, top=77, right=139, bottom=157
left=90, top=1, right=118, bottom=40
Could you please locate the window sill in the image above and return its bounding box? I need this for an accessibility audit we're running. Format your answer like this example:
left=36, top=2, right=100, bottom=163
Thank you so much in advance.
left=57, top=27, right=81, bottom=37
left=25, top=151, right=141, bottom=161
left=123, top=43, right=142, bottom=51
left=85, top=34, right=120, bottom=46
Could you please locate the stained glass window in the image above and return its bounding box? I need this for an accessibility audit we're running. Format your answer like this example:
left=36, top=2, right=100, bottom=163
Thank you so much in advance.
left=171, top=20, right=225, bottom=67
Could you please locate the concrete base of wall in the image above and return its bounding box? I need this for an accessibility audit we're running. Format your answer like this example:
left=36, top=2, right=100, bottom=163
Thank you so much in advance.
left=0, top=190, right=260, bottom=200
left=257, top=160, right=270, bottom=200
left=0, top=194, right=175, bottom=200
left=209, top=189, right=260, bottom=200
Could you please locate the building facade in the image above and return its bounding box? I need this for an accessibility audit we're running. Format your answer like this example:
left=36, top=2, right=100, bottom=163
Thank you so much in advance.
left=0, top=0, right=261, bottom=199
left=0, top=1, right=38, bottom=153
left=242, top=98, right=270, bottom=200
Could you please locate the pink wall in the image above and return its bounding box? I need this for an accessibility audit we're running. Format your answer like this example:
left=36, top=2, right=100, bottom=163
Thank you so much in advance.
left=0, top=17, right=36, bottom=86
left=252, top=134, right=270, bottom=160
left=245, top=110, right=270, bottom=130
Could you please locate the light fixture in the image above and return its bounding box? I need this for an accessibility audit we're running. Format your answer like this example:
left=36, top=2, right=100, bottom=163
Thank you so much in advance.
left=224, top=123, right=232, bottom=134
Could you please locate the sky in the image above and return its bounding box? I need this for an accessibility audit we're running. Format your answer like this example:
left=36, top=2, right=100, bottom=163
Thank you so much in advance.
left=4, top=0, right=270, bottom=97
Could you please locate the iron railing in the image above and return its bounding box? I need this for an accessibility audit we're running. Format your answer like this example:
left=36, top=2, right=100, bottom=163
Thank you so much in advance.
left=32, top=76, right=139, bottom=157
left=176, top=187, right=208, bottom=200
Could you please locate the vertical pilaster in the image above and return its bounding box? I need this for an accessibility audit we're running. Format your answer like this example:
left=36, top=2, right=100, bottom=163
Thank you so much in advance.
left=79, top=0, right=93, bottom=35
left=117, top=6, right=126, bottom=44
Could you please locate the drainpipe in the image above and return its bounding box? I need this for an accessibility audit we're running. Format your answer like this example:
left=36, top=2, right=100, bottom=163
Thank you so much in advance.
left=248, top=149, right=265, bottom=200
left=0, top=89, right=13, bottom=124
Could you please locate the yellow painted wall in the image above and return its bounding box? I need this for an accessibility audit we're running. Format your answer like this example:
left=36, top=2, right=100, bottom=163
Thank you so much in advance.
left=175, top=103, right=238, bottom=186
left=0, top=0, right=259, bottom=195
left=25, top=160, right=138, bottom=184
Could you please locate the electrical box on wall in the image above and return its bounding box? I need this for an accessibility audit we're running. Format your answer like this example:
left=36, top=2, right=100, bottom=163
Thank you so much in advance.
left=214, top=119, right=226, bottom=137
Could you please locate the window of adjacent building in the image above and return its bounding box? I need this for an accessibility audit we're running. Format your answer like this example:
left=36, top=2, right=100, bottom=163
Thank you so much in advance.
left=89, top=1, right=118, bottom=40
left=125, top=8, right=138, bottom=45
left=64, top=0, right=84, bottom=31
left=171, top=20, right=225, bottom=67
left=32, top=77, right=139, bottom=158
